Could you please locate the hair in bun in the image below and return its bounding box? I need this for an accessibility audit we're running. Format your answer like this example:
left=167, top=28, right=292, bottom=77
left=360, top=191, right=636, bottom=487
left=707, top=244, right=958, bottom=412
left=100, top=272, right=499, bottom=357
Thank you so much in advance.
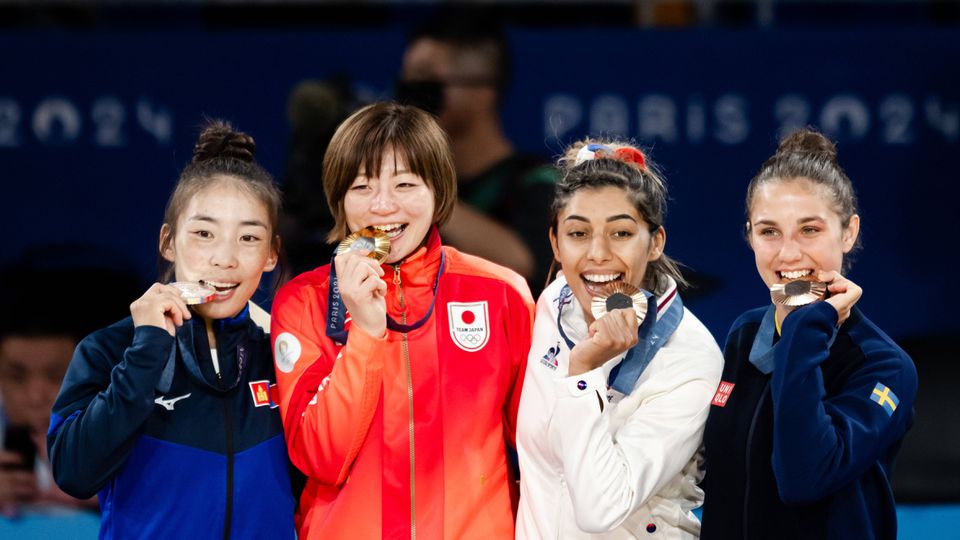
left=192, top=120, right=257, bottom=164
left=157, top=118, right=283, bottom=284
left=776, top=129, right=838, bottom=162
left=745, top=127, right=860, bottom=269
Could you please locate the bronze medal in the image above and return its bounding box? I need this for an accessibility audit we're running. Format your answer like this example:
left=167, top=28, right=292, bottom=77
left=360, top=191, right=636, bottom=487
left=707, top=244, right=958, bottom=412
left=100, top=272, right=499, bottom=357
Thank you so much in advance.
left=590, top=282, right=648, bottom=323
left=336, top=227, right=391, bottom=264
left=770, top=277, right=828, bottom=307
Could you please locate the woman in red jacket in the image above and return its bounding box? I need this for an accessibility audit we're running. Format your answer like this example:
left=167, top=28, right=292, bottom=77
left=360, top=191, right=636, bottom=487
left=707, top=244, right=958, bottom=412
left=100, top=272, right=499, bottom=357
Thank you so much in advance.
left=271, top=102, right=534, bottom=539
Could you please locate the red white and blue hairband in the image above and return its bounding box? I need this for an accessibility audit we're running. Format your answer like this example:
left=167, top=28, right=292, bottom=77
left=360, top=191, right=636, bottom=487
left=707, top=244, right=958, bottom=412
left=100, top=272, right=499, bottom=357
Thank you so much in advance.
left=574, top=143, right=646, bottom=170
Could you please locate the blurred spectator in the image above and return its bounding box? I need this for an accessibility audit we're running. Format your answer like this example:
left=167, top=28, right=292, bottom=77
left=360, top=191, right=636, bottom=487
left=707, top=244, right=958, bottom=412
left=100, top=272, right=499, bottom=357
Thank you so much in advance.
left=397, top=11, right=557, bottom=296
left=0, top=244, right=140, bottom=516
left=280, top=75, right=367, bottom=276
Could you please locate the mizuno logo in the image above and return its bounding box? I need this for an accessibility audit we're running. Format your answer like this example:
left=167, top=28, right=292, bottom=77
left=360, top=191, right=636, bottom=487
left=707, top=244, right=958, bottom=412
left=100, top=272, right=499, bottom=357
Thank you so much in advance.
left=154, top=393, right=192, bottom=411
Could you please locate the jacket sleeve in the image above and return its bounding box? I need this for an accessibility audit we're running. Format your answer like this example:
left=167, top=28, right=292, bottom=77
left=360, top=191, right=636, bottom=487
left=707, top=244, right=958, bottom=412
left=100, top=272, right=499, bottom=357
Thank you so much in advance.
left=502, top=282, right=535, bottom=447
left=271, top=279, right=384, bottom=486
left=549, top=319, right=724, bottom=533
left=47, top=325, right=173, bottom=498
left=770, top=302, right=918, bottom=504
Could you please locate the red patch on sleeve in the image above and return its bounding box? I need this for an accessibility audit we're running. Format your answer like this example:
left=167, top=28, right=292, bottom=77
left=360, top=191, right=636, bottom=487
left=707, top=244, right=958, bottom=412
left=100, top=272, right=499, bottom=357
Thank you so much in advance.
left=711, top=381, right=735, bottom=407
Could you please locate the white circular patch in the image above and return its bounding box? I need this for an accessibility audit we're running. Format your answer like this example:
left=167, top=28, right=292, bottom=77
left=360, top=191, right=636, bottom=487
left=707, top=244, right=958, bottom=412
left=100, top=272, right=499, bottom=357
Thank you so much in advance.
left=274, top=332, right=302, bottom=373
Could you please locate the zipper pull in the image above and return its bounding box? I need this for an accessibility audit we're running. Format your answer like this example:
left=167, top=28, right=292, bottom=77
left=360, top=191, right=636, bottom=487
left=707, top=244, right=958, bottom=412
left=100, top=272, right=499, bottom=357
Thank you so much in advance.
left=392, top=263, right=405, bottom=310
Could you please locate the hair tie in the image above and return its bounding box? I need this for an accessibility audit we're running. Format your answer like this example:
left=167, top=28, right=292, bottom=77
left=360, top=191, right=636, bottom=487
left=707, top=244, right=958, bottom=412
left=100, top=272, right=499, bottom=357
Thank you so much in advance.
left=574, top=142, right=646, bottom=171
left=613, top=147, right=646, bottom=170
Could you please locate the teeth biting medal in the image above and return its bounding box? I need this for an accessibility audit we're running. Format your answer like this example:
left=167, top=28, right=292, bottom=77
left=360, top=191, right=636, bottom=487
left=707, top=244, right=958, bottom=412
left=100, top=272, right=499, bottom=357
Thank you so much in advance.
left=770, top=275, right=828, bottom=306
left=170, top=281, right=217, bottom=305
left=591, top=282, right=648, bottom=323
left=336, top=227, right=391, bottom=264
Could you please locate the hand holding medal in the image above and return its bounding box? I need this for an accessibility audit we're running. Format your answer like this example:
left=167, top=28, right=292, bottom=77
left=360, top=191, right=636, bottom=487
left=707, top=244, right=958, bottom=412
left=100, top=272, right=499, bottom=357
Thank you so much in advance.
left=129, top=282, right=194, bottom=336
left=819, top=270, right=862, bottom=325
left=569, top=282, right=644, bottom=376
left=333, top=227, right=392, bottom=337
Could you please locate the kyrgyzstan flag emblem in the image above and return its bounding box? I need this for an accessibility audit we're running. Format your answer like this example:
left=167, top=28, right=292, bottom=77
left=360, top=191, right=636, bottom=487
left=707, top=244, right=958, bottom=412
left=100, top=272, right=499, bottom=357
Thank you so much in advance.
left=447, top=301, right=490, bottom=352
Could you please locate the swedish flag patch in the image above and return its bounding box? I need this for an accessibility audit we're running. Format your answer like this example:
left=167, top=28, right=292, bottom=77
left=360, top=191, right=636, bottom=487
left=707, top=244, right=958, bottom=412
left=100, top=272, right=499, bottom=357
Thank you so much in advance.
left=870, top=382, right=899, bottom=416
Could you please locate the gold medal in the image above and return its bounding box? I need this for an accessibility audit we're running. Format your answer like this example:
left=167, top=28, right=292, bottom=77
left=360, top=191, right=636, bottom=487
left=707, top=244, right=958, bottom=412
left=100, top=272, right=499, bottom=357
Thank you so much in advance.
left=336, top=227, right=391, bottom=264
left=170, top=281, right=217, bottom=305
left=590, top=282, right=648, bottom=323
left=770, top=277, right=828, bottom=307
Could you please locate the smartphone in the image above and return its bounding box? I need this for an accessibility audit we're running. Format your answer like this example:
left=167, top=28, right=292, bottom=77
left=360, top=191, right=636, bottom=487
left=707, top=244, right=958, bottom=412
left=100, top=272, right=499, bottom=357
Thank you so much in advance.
left=2, top=425, right=37, bottom=471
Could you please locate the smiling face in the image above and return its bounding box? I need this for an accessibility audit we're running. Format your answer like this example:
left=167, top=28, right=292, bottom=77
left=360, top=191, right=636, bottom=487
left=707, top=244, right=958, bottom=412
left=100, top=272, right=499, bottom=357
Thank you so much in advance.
left=748, top=178, right=859, bottom=291
left=161, top=176, right=278, bottom=320
left=343, top=148, right=435, bottom=264
left=550, top=186, right=665, bottom=324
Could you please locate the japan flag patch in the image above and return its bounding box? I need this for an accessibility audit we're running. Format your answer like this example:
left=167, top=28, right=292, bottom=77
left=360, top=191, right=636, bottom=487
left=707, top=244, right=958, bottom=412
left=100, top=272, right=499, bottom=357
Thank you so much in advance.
left=447, top=301, right=490, bottom=352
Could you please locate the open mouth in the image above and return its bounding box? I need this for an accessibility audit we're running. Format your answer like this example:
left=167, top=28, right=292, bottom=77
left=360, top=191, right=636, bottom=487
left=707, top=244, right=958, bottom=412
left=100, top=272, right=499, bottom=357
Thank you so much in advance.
left=777, top=269, right=814, bottom=281
left=371, top=223, right=407, bottom=239
left=200, top=280, right=240, bottom=297
left=581, top=272, right=624, bottom=296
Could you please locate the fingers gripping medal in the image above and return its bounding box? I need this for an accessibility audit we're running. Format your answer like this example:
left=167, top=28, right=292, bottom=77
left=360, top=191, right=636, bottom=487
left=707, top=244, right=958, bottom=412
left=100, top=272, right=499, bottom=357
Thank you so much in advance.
left=336, top=227, right=391, bottom=264
left=591, top=282, right=648, bottom=323
left=170, top=282, right=217, bottom=305
left=770, top=276, right=828, bottom=307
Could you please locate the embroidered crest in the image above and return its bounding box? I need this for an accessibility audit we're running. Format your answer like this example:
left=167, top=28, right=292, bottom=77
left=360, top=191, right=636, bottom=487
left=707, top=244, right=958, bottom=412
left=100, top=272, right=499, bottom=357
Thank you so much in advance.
left=711, top=381, right=735, bottom=407
left=539, top=343, right=560, bottom=370
left=447, top=301, right=490, bottom=352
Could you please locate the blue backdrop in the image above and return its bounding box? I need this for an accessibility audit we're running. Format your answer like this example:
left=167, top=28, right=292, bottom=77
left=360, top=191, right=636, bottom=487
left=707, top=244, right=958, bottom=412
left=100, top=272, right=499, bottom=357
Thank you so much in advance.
left=2, top=28, right=956, bottom=342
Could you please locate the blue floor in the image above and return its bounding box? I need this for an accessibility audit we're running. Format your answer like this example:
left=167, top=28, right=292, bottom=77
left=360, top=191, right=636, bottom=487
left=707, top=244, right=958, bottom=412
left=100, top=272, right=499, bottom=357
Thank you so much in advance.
left=1, top=503, right=958, bottom=538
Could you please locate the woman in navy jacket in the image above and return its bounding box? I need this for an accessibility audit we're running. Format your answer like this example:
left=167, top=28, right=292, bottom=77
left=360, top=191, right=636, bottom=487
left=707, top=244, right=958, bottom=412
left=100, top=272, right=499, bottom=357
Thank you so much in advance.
left=47, top=121, right=295, bottom=539
left=701, top=128, right=917, bottom=540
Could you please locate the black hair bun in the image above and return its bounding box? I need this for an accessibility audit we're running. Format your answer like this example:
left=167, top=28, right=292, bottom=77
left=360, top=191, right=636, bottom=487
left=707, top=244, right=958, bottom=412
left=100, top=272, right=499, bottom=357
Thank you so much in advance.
left=777, top=128, right=837, bottom=162
left=192, top=120, right=256, bottom=164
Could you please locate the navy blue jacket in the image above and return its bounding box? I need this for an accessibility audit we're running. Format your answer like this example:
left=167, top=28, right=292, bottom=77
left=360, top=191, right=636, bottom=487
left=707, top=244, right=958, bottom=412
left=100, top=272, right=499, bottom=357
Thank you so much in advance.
left=701, top=302, right=917, bottom=540
left=47, top=307, right=295, bottom=540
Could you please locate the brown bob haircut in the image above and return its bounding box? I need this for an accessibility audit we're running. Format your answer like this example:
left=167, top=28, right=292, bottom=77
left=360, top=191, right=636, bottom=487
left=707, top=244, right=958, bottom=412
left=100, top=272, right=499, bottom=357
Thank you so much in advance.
left=322, top=102, right=457, bottom=243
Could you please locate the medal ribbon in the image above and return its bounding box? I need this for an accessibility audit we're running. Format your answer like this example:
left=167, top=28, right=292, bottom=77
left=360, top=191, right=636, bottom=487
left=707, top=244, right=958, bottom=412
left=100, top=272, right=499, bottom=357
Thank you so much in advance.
left=557, top=285, right=684, bottom=394
left=748, top=306, right=778, bottom=375
left=326, top=250, right=446, bottom=344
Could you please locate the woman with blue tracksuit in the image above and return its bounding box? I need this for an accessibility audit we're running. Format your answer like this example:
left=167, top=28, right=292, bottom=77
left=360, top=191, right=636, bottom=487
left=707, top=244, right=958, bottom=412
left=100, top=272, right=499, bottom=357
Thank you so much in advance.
left=47, top=121, right=295, bottom=539
left=700, top=128, right=917, bottom=540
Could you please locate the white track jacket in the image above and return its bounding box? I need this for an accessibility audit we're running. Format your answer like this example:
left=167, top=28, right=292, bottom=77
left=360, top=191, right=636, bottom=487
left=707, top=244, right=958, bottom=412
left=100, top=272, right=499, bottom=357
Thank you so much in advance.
left=516, top=275, right=723, bottom=539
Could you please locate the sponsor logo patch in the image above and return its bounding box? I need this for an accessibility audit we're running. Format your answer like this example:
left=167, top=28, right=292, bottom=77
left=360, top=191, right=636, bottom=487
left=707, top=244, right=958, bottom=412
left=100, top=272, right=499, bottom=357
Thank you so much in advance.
left=154, top=393, right=191, bottom=411
left=447, top=301, right=490, bottom=352
left=274, top=332, right=301, bottom=373
left=539, top=343, right=560, bottom=370
left=711, top=381, right=735, bottom=407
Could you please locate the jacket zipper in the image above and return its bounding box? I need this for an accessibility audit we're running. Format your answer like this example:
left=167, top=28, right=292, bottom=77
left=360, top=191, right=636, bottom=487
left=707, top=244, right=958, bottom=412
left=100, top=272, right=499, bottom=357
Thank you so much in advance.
left=743, top=381, right=771, bottom=540
left=394, top=262, right=416, bottom=540
left=217, top=370, right=234, bottom=540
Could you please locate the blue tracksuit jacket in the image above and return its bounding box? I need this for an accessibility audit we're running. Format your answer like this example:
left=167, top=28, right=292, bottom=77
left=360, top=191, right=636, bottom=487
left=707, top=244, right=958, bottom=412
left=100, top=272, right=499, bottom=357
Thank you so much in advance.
left=47, top=307, right=295, bottom=539
left=701, top=302, right=917, bottom=540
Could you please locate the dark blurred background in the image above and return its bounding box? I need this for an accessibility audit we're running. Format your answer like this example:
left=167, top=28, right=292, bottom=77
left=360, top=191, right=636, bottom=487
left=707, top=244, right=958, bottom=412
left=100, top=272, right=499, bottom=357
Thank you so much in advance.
left=1, top=1, right=957, bottom=537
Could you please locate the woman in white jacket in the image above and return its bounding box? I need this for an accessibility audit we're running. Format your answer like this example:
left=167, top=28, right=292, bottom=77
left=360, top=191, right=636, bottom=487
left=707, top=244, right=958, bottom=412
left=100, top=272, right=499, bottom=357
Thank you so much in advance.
left=516, top=140, right=723, bottom=539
